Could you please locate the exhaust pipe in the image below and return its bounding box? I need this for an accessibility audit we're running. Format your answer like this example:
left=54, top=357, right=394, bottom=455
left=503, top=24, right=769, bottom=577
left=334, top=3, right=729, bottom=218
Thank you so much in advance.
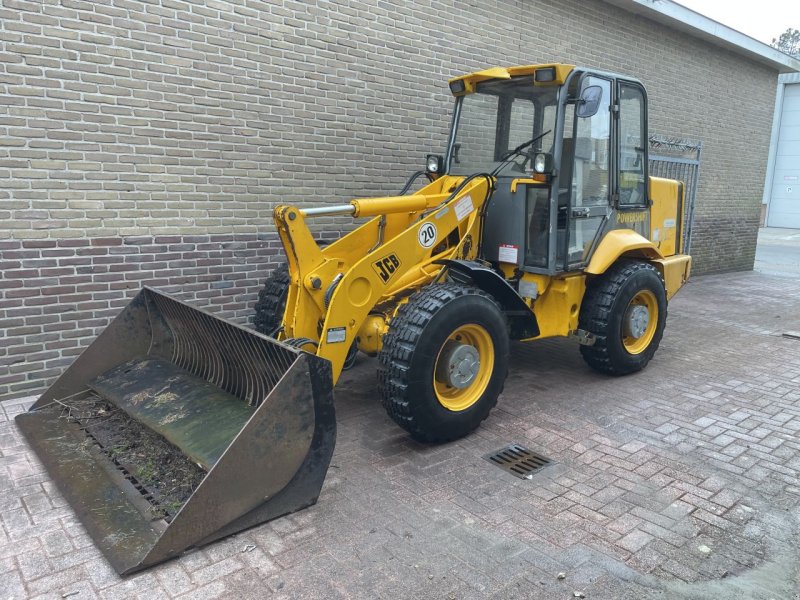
left=15, top=288, right=335, bottom=575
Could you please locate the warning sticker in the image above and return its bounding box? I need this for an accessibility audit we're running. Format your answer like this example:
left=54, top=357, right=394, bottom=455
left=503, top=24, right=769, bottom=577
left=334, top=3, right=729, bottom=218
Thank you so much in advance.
left=454, top=195, right=474, bottom=221
left=498, top=244, right=519, bottom=264
left=663, top=218, right=676, bottom=228
left=326, top=327, right=347, bottom=344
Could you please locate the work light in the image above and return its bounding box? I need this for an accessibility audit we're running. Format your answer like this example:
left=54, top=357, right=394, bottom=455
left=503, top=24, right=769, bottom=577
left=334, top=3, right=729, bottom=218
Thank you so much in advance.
left=449, top=79, right=466, bottom=95
left=426, top=154, right=444, bottom=174
left=533, top=153, right=553, bottom=174
left=534, top=68, right=556, bottom=83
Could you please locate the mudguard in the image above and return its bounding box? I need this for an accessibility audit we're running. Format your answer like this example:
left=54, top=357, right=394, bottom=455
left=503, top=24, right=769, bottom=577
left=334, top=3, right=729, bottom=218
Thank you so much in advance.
left=437, top=259, right=539, bottom=339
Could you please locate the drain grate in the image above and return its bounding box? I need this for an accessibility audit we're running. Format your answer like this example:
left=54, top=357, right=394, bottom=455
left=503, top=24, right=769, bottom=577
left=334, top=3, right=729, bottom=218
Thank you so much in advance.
left=484, top=443, right=551, bottom=479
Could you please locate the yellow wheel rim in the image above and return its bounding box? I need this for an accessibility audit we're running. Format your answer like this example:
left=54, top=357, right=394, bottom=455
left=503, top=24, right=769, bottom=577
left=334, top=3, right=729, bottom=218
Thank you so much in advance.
left=433, top=324, right=494, bottom=412
left=622, top=290, right=658, bottom=355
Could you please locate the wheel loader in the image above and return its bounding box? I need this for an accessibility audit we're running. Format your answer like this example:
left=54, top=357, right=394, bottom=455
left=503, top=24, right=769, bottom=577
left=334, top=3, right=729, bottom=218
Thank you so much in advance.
left=16, top=63, right=691, bottom=574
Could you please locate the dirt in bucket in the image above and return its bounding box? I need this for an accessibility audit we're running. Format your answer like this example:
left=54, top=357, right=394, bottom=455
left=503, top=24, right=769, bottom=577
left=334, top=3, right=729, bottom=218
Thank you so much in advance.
left=47, top=393, right=206, bottom=521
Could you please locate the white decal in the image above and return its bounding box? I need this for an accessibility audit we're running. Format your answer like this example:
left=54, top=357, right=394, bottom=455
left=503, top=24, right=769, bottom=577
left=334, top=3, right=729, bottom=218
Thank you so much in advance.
left=418, top=222, right=437, bottom=248
left=454, top=195, right=474, bottom=221
left=518, top=279, right=539, bottom=299
left=652, top=228, right=660, bottom=242
left=498, top=244, right=519, bottom=264
left=663, top=218, right=676, bottom=228
left=326, top=327, right=346, bottom=344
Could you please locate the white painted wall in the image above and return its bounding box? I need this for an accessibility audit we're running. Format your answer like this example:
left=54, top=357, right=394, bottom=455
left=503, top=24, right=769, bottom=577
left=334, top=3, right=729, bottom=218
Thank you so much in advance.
left=765, top=73, right=800, bottom=228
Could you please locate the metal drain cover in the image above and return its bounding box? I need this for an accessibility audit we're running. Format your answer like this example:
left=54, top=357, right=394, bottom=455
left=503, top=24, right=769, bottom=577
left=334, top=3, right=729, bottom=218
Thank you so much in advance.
left=484, top=444, right=551, bottom=479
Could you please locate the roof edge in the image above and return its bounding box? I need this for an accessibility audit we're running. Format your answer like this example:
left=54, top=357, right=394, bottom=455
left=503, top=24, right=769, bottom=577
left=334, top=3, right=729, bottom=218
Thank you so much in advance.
left=601, top=0, right=800, bottom=74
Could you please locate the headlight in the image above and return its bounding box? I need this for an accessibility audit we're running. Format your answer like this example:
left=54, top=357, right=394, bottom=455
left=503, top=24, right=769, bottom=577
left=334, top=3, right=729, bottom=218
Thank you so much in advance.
left=533, top=152, right=553, bottom=174
left=449, top=79, right=466, bottom=95
left=426, top=154, right=443, bottom=174
left=534, top=67, right=556, bottom=83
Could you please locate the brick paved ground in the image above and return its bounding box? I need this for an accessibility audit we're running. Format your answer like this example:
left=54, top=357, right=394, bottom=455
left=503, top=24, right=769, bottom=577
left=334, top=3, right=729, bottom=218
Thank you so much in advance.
left=2, top=266, right=800, bottom=599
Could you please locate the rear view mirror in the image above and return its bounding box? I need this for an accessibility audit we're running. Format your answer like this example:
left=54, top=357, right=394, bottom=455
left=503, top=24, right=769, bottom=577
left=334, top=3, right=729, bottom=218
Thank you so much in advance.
left=576, top=85, right=602, bottom=118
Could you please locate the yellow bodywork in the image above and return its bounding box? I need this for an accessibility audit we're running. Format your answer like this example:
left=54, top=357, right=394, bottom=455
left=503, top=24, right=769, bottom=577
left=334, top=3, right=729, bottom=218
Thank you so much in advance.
left=448, top=64, right=575, bottom=95
left=527, top=274, right=587, bottom=340
left=270, top=63, right=692, bottom=385
left=653, top=255, right=692, bottom=300
left=585, top=229, right=689, bottom=299
left=274, top=175, right=486, bottom=382
left=274, top=174, right=691, bottom=382
left=649, top=177, right=683, bottom=256
left=585, top=229, right=663, bottom=274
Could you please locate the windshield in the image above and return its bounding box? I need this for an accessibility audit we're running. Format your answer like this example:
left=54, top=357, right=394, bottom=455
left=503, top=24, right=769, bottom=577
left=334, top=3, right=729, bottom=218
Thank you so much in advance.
left=449, top=76, right=559, bottom=176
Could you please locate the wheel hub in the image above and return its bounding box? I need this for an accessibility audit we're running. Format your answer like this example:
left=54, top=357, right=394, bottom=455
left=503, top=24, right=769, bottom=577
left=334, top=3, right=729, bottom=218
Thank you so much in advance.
left=436, top=341, right=480, bottom=389
left=624, top=304, right=650, bottom=339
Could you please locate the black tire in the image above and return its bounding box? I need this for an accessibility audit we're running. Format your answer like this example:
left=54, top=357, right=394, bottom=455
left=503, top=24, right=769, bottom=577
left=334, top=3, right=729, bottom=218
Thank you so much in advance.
left=253, top=263, right=290, bottom=336
left=377, top=283, right=510, bottom=443
left=579, top=260, right=667, bottom=375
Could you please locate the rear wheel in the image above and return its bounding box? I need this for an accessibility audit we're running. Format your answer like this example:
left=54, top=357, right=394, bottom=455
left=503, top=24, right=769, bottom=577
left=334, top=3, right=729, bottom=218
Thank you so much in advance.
left=253, top=264, right=290, bottom=336
left=579, top=260, right=667, bottom=375
left=377, top=284, right=509, bottom=443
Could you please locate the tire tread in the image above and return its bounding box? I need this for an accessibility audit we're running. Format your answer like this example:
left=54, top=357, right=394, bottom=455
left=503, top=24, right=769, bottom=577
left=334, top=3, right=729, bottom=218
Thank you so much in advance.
left=578, top=260, right=666, bottom=375
left=253, top=264, right=290, bottom=335
left=377, top=283, right=508, bottom=443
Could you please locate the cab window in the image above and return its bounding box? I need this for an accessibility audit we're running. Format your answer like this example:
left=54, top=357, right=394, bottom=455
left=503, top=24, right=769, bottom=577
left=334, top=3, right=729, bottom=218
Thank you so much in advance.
left=618, top=83, right=647, bottom=206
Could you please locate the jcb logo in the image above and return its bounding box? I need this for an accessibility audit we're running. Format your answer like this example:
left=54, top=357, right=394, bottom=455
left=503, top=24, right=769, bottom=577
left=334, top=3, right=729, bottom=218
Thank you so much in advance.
left=372, top=254, right=401, bottom=283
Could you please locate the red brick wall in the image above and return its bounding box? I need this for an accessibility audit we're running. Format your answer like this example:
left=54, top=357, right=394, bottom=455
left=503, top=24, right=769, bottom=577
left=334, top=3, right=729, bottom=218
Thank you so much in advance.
left=0, top=234, right=286, bottom=400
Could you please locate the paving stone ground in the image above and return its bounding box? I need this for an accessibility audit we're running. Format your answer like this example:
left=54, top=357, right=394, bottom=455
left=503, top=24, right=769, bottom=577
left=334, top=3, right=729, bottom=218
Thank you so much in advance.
left=3, top=259, right=800, bottom=599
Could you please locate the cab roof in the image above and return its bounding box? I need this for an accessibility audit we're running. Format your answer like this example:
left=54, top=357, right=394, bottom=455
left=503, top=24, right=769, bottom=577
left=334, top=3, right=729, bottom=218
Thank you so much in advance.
left=447, top=64, right=648, bottom=96
left=448, top=64, right=575, bottom=95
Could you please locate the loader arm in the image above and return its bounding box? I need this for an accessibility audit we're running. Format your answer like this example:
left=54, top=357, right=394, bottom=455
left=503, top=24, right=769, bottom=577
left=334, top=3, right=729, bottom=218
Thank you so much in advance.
left=274, top=175, right=492, bottom=382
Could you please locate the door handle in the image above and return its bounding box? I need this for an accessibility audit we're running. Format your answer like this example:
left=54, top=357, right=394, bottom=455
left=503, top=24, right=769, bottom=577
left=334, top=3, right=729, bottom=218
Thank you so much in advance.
left=571, top=207, right=590, bottom=219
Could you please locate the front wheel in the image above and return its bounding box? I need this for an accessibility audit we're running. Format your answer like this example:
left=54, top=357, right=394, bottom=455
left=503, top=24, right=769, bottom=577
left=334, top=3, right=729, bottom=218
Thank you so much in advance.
left=377, top=284, right=509, bottom=443
left=579, top=260, right=667, bottom=375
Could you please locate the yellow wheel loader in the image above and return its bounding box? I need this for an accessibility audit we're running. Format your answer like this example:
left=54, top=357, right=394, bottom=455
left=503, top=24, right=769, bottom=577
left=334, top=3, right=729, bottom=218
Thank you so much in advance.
left=253, top=63, right=690, bottom=441
left=16, top=63, right=691, bottom=574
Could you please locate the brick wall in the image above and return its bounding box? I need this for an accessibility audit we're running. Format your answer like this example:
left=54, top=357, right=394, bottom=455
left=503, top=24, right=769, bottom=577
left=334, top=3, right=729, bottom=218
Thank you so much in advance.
left=0, top=234, right=275, bottom=393
left=0, top=0, right=779, bottom=399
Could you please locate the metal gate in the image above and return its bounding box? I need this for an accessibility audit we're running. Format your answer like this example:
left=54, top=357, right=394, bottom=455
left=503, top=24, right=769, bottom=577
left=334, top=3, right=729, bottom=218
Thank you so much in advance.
left=649, top=135, right=702, bottom=253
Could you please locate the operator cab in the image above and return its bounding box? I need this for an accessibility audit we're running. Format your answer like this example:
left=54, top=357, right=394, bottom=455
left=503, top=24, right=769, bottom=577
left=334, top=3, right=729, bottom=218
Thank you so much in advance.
left=440, top=64, right=650, bottom=275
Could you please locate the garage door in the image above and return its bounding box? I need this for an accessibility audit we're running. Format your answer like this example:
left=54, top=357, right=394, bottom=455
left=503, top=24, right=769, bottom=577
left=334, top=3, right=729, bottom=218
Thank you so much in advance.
left=768, top=82, right=800, bottom=228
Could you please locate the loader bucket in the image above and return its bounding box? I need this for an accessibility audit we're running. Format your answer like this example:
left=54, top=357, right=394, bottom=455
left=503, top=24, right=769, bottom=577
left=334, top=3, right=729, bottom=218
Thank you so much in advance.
left=15, top=287, right=335, bottom=575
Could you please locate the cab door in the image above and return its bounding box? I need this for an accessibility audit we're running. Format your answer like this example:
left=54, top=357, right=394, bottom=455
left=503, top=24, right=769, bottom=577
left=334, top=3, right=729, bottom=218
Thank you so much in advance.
left=562, top=74, right=613, bottom=270
left=614, top=80, right=651, bottom=239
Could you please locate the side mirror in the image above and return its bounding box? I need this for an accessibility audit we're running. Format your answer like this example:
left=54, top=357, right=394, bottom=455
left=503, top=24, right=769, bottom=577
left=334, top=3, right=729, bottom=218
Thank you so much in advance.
left=576, top=85, right=602, bottom=118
